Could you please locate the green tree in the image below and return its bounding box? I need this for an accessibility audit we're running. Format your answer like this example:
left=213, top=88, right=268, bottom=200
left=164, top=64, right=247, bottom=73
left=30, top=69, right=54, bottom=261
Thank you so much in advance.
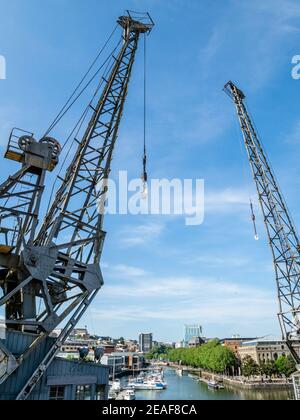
left=165, top=340, right=237, bottom=374
left=146, top=345, right=169, bottom=361
left=275, top=355, right=296, bottom=378
left=242, top=356, right=260, bottom=378
left=260, top=360, right=277, bottom=378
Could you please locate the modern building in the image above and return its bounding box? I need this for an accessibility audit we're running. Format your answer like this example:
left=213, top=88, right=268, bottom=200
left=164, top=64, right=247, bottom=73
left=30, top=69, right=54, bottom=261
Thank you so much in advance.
left=101, top=353, right=124, bottom=375
left=238, top=336, right=300, bottom=364
left=139, top=333, right=153, bottom=353
left=101, top=352, right=145, bottom=374
left=59, top=337, right=99, bottom=360
left=184, top=325, right=202, bottom=347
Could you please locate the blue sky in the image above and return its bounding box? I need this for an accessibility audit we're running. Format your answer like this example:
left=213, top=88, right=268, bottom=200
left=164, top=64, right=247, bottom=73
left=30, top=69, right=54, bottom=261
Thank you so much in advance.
left=1, top=0, right=300, bottom=342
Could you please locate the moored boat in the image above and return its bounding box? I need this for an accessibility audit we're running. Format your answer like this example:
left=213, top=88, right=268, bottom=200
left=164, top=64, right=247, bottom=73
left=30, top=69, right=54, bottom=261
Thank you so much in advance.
left=208, top=380, right=219, bottom=389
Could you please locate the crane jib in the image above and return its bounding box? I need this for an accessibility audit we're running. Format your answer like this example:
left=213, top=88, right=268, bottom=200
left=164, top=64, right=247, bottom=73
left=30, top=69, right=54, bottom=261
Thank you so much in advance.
left=225, top=81, right=300, bottom=365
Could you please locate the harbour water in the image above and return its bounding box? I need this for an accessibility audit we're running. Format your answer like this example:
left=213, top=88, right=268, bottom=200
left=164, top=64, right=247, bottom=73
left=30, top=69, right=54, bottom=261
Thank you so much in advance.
left=123, top=368, right=293, bottom=401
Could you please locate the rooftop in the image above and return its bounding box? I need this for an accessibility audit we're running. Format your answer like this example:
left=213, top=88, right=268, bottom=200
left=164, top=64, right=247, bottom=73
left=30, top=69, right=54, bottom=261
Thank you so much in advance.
left=241, top=335, right=284, bottom=346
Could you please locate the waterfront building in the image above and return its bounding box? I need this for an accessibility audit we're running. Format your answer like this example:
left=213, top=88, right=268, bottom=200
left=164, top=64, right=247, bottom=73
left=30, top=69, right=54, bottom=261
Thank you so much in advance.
left=101, top=353, right=124, bottom=375
left=59, top=337, right=99, bottom=360
left=220, top=337, right=256, bottom=356
left=184, top=325, right=202, bottom=347
left=238, top=336, right=300, bottom=364
left=139, top=333, right=153, bottom=353
left=101, top=352, right=145, bottom=374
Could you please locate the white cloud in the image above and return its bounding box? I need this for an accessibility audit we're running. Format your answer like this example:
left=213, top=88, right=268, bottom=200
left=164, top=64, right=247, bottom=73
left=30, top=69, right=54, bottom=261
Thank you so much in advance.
left=284, top=120, right=300, bottom=145
left=0, top=106, right=17, bottom=148
left=92, top=274, right=277, bottom=327
left=253, top=0, right=300, bottom=23
left=119, top=222, right=165, bottom=247
left=205, top=188, right=253, bottom=214
left=112, top=264, right=148, bottom=278
left=192, top=255, right=250, bottom=268
left=196, top=0, right=300, bottom=92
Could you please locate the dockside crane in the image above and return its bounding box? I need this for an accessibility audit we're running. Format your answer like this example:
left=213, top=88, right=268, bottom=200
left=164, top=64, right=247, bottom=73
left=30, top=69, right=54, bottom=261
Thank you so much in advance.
left=224, top=81, right=300, bottom=366
left=0, top=11, right=154, bottom=400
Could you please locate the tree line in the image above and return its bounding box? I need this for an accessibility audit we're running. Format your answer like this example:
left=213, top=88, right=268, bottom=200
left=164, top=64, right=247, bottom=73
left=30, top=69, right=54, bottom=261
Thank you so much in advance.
left=146, top=340, right=296, bottom=378
left=148, top=340, right=236, bottom=374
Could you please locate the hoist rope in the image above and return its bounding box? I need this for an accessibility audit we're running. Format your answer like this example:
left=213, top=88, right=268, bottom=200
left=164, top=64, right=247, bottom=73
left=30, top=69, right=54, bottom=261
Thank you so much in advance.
left=43, top=24, right=119, bottom=138
left=246, top=100, right=300, bottom=242
left=232, top=103, right=259, bottom=241
left=142, top=33, right=148, bottom=184
left=144, top=33, right=147, bottom=159
left=45, top=35, right=123, bottom=211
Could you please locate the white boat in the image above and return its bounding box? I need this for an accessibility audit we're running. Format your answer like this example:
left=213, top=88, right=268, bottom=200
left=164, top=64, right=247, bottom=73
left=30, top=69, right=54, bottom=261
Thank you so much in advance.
left=116, top=389, right=136, bottom=400
left=110, top=379, right=121, bottom=393
left=132, top=381, right=165, bottom=391
left=127, top=371, right=167, bottom=391
left=208, top=380, right=219, bottom=389
left=208, top=380, right=223, bottom=390
left=124, top=390, right=136, bottom=401
left=128, top=379, right=166, bottom=391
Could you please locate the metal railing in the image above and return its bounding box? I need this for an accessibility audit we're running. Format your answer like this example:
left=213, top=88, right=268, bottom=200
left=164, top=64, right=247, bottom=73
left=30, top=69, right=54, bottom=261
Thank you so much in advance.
left=4, top=128, right=34, bottom=160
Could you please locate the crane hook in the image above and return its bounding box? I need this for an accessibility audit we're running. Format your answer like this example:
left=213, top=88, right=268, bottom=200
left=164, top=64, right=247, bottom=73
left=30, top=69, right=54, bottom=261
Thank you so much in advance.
left=250, top=199, right=259, bottom=241
left=141, top=154, right=148, bottom=200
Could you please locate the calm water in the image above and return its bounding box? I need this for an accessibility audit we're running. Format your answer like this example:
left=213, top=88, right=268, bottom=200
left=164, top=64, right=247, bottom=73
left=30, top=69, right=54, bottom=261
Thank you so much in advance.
left=123, top=368, right=293, bottom=401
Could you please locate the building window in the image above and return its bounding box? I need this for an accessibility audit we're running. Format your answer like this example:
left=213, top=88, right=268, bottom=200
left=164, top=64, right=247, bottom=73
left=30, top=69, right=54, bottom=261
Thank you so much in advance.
left=75, top=385, right=92, bottom=400
left=49, top=386, right=65, bottom=401
left=95, top=385, right=105, bottom=400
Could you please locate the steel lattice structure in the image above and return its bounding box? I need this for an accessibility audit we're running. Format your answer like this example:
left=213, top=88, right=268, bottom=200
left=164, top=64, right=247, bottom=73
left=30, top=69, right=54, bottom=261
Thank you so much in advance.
left=225, top=81, right=300, bottom=363
left=0, top=12, right=154, bottom=400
